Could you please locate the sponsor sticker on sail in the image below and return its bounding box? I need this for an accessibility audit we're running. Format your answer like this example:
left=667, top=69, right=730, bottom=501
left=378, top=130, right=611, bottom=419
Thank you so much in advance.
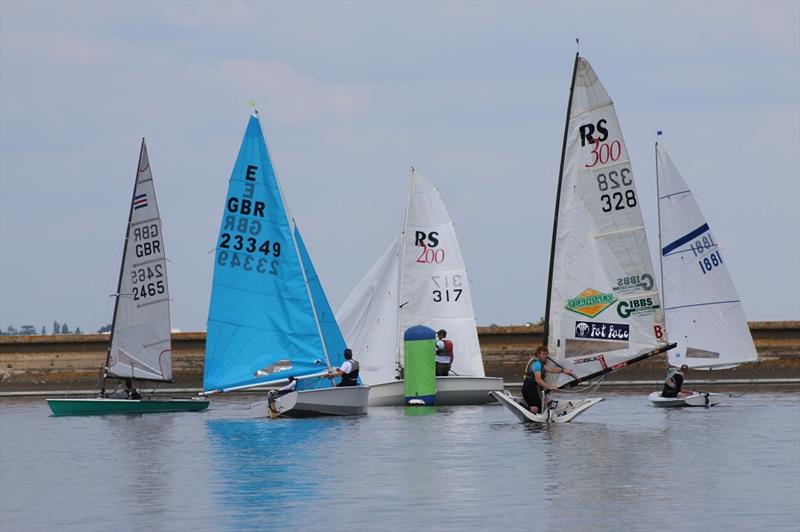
left=574, top=321, right=630, bottom=341
left=616, top=296, right=660, bottom=318
left=565, top=288, right=616, bottom=318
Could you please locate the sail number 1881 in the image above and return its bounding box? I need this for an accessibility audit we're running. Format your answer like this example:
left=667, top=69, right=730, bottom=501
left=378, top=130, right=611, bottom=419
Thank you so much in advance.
left=699, top=250, right=723, bottom=275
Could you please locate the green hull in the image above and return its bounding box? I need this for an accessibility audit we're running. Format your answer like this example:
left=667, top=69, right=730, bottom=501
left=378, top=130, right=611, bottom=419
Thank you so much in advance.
left=47, top=398, right=210, bottom=416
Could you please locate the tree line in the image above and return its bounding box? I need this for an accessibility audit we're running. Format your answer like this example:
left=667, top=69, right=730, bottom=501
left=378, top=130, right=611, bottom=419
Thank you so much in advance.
left=0, top=322, right=112, bottom=336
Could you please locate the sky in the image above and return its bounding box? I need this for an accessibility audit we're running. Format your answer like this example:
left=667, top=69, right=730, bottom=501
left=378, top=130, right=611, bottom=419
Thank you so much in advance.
left=1, top=1, right=798, bottom=333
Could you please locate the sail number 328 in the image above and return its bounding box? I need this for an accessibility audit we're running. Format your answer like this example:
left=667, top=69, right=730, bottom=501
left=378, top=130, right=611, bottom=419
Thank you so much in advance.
left=597, top=168, right=637, bottom=212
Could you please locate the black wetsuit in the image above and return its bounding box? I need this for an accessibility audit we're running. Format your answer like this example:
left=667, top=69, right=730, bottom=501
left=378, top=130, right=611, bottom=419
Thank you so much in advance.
left=522, top=359, right=545, bottom=411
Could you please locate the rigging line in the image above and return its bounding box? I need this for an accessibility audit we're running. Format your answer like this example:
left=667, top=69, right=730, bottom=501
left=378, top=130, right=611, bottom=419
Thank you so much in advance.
left=665, top=300, right=740, bottom=311
left=658, top=190, right=691, bottom=200
left=662, top=243, right=719, bottom=257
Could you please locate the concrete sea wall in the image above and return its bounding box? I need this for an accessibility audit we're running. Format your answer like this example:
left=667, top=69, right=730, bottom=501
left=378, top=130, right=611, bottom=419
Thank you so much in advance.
left=1, top=321, right=797, bottom=393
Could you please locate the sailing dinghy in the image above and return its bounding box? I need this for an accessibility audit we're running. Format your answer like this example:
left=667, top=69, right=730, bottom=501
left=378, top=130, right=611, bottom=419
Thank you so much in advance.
left=202, top=112, right=368, bottom=418
left=47, top=140, right=209, bottom=416
left=648, top=141, right=758, bottom=407
left=493, top=54, right=675, bottom=423
left=337, top=169, right=503, bottom=406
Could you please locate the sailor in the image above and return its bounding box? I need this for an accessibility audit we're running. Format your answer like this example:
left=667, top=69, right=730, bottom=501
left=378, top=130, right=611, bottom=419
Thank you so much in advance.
left=330, top=348, right=360, bottom=387
left=269, top=376, right=297, bottom=398
left=662, top=364, right=694, bottom=398
left=435, top=329, right=454, bottom=376
left=522, top=345, right=577, bottom=414
left=123, top=378, right=141, bottom=400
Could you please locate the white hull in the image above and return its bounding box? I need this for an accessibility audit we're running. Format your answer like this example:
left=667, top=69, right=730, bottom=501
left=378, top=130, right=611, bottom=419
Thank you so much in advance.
left=648, top=391, right=727, bottom=408
left=367, top=376, right=504, bottom=406
left=490, top=390, right=603, bottom=424
left=264, top=386, right=370, bottom=418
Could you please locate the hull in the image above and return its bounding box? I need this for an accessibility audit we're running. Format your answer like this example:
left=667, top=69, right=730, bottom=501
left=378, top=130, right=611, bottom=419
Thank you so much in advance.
left=368, top=376, right=504, bottom=406
left=47, top=397, right=210, bottom=416
left=490, top=390, right=603, bottom=424
left=267, top=386, right=370, bottom=418
left=648, top=391, right=726, bottom=408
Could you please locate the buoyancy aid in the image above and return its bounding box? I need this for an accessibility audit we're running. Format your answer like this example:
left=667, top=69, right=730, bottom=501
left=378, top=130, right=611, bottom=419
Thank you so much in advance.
left=662, top=368, right=683, bottom=396
left=435, top=339, right=454, bottom=364
left=524, top=358, right=546, bottom=381
left=340, top=359, right=360, bottom=386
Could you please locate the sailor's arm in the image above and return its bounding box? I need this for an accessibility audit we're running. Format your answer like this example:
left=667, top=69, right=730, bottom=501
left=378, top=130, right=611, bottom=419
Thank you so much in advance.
left=534, top=371, right=557, bottom=391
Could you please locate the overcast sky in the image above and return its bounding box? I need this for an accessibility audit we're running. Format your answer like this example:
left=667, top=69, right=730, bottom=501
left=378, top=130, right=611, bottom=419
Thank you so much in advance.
left=1, top=1, right=798, bottom=333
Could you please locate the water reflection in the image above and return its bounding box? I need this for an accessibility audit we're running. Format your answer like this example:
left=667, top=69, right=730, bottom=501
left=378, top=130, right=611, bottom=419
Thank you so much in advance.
left=0, top=393, right=797, bottom=531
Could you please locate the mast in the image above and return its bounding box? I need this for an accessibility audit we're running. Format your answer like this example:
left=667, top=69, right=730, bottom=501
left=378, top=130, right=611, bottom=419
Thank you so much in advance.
left=655, top=134, right=665, bottom=311
left=257, top=111, right=333, bottom=373
left=393, top=167, right=414, bottom=378
left=101, top=138, right=145, bottom=397
left=543, top=53, right=580, bottom=347
left=290, top=217, right=334, bottom=372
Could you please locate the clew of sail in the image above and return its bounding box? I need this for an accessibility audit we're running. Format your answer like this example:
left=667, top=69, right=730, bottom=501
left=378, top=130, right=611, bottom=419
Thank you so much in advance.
left=204, top=114, right=334, bottom=393
left=547, top=56, right=668, bottom=388
left=107, top=139, right=172, bottom=381
left=656, top=144, right=757, bottom=369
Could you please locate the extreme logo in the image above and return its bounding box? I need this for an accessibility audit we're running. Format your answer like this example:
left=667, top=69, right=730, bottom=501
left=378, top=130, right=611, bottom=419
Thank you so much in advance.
left=565, top=289, right=616, bottom=318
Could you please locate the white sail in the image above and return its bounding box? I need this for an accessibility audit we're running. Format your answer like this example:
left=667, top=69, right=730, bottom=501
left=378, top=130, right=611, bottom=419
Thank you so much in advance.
left=108, top=140, right=172, bottom=381
left=338, top=169, right=485, bottom=384
left=337, top=237, right=402, bottom=384
left=548, top=56, right=667, bottom=386
left=656, top=143, right=757, bottom=369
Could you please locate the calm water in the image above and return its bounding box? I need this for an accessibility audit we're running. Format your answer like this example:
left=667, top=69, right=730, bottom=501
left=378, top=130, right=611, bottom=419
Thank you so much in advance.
left=1, top=389, right=798, bottom=531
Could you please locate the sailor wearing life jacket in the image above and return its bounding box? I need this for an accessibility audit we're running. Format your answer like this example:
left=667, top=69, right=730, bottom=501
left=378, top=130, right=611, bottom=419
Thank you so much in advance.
left=332, top=348, right=360, bottom=387
left=521, top=345, right=577, bottom=414
left=435, top=329, right=454, bottom=376
left=661, top=364, right=691, bottom=398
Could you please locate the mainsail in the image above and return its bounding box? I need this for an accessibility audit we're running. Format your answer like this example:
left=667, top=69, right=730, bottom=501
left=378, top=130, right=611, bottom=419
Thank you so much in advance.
left=204, top=114, right=344, bottom=393
left=337, top=169, right=484, bottom=383
left=546, top=55, right=669, bottom=387
left=107, top=139, right=172, bottom=381
left=656, top=143, right=757, bottom=369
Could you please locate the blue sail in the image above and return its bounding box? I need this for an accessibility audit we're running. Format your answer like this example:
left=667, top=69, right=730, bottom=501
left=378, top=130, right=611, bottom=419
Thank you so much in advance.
left=293, top=227, right=354, bottom=389
left=204, top=115, right=328, bottom=392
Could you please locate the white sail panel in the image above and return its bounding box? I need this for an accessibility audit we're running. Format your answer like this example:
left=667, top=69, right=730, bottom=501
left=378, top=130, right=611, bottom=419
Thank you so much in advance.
left=337, top=237, right=402, bottom=384
left=338, top=170, right=486, bottom=384
left=549, top=57, right=665, bottom=386
left=657, top=144, right=757, bottom=369
left=108, top=141, right=172, bottom=381
left=399, top=170, right=485, bottom=378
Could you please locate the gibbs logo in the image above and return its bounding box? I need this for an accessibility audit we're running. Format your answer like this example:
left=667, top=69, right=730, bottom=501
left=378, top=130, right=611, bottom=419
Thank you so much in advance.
left=565, top=289, right=616, bottom=318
